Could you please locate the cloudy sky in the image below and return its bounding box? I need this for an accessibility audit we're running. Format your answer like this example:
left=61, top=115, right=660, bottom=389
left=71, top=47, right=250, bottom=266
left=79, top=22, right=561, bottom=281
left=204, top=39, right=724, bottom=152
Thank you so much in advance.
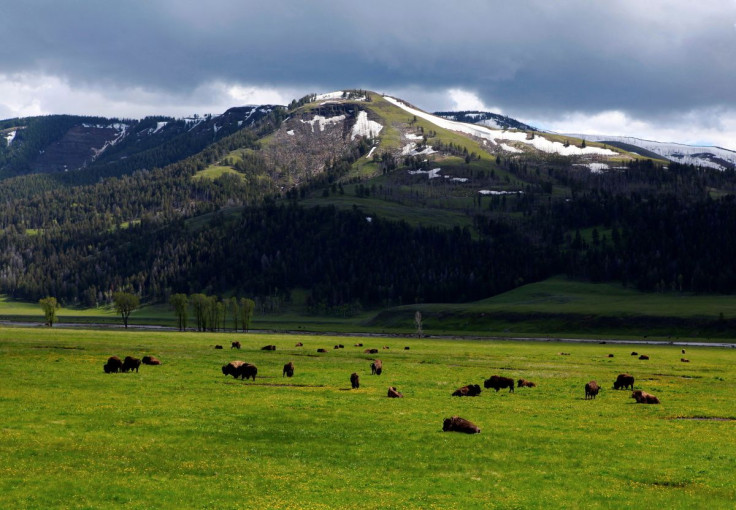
left=1, top=0, right=735, bottom=148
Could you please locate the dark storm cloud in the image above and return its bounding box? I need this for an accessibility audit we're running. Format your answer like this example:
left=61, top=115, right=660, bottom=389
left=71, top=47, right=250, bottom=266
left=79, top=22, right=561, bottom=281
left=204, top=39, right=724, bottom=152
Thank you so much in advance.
left=1, top=0, right=734, bottom=119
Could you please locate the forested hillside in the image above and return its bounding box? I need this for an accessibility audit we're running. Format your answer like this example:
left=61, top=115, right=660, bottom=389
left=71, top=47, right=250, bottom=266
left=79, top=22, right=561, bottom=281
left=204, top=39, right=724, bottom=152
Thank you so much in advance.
left=2, top=91, right=736, bottom=311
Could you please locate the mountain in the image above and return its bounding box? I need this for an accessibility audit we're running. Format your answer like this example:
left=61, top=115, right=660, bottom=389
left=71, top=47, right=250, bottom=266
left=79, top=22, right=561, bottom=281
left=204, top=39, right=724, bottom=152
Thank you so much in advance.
left=434, top=111, right=536, bottom=131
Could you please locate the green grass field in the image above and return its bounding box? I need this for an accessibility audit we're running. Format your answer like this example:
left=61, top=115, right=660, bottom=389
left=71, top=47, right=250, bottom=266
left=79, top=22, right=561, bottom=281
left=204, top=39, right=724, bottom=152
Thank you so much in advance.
left=1, top=327, right=734, bottom=508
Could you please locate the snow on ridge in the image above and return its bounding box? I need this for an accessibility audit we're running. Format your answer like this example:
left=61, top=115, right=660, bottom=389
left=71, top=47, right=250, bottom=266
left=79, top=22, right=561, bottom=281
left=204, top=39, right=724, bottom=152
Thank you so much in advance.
left=300, top=114, right=346, bottom=132
left=479, top=190, right=524, bottom=195
left=315, top=91, right=344, bottom=101
left=500, top=143, right=523, bottom=154
left=408, top=167, right=442, bottom=179
left=153, top=121, right=167, bottom=133
left=405, top=133, right=424, bottom=140
left=383, top=95, right=616, bottom=157
left=351, top=111, right=383, bottom=140
left=5, top=130, right=16, bottom=145
left=574, top=163, right=609, bottom=173
left=401, top=142, right=437, bottom=156
left=366, top=146, right=377, bottom=159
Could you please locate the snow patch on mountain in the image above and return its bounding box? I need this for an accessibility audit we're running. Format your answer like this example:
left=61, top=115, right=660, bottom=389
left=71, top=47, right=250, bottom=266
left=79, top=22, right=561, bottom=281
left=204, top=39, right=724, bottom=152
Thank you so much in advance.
left=301, top=114, right=346, bottom=133
left=316, top=91, right=344, bottom=101
left=351, top=111, right=383, bottom=140
left=409, top=168, right=442, bottom=179
left=479, top=190, right=524, bottom=195
left=500, top=143, right=523, bottom=154
left=385, top=96, right=616, bottom=157
left=153, top=121, right=167, bottom=133
left=4, top=130, right=16, bottom=145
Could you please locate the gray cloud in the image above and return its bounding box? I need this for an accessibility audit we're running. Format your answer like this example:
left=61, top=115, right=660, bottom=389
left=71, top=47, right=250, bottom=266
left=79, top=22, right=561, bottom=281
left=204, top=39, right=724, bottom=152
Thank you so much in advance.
left=1, top=0, right=735, bottom=145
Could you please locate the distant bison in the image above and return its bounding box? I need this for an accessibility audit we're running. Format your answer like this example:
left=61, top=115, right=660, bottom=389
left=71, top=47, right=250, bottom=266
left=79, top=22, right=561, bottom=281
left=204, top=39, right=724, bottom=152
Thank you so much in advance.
left=338, top=344, right=344, bottom=349
left=558, top=352, right=570, bottom=356
left=371, top=359, right=383, bottom=375
left=484, top=375, right=514, bottom=392
left=122, top=356, right=141, bottom=373
left=317, top=348, right=327, bottom=353
left=295, top=342, right=303, bottom=347
left=261, top=345, right=276, bottom=351
left=452, top=384, right=482, bottom=397
left=585, top=380, right=600, bottom=400
left=607, top=354, right=615, bottom=358
left=382, top=346, right=390, bottom=350
left=387, top=387, right=404, bottom=398
left=222, top=361, right=257, bottom=380
left=638, top=355, right=649, bottom=360
left=355, top=343, right=363, bottom=347
left=681, top=349, right=686, bottom=354
left=442, top=416, right=480, bottom=434
left=404, top=346, right=410, bottom=350
left=681, top=358, right=690, bottom=363
left=631, top=390, right=660, bottom=404
left=214, top=345, right=223, bottom=349
left=613, top=373, right=635, bottom=390
left=231, top=341, right=241, bottom=349
left=517, top=379, right=536, bottom=388
left=364, top=348, right=379, bottom=354
left=350, top=372, right=360, bottom=389
left=631, top=351, right=638, bottom=356
left=141, top=356, right=161, bottom=365
left=283, top=361, right=295, bottom=378
left=103, top=356, right=123, bottom=374
left=334, top=345, right=340, bottom=350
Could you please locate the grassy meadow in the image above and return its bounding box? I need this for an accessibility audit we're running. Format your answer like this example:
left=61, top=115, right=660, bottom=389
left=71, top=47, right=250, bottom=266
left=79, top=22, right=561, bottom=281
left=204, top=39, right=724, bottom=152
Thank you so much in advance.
left=1, top=327, right=734, bottom=508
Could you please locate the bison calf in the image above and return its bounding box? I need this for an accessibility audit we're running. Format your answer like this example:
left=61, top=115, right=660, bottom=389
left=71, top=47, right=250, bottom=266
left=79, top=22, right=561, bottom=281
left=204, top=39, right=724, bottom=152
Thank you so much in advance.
left=631, top=390, right=660, bottom=404
left=442, top=416, right=480, bottom=434
left=387, top=387, right=404, bottom=398
left=484, top=375, right=514, bottom=392
left=103, top=356, right=123, bottom=373
left=613, top=373, right=635, bottom=390
left=283, top=361, right=295, bottom=378
left=585, top=380, right=600, bottom=400
left=350, top=373, right=360, bottom=389
left=371, top=359, right=383, bottom=375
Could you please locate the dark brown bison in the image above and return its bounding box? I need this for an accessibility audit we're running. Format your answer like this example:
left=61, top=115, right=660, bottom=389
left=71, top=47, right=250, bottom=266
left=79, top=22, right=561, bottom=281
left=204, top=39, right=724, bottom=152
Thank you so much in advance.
left=231, top=341, right=241, bottom=349
left=404, top=346, right=410, bottom=350
left=382, top=346, right=390, bottom=350
left=317, top=348, right=327, bottom=353
left=681, top=349, right=686, bottom=354
left=354, top=343, right=363, bottom=347
left=607, top=354, right=615, bottom=358
left=371, top=359, right=383, bottom=375
left=121, top=356, right=141, bottom=373
left=295, top=342, right=303, bottom=347
left=214, top=345, right=223, bottom=349
left=517, top=379, right=536, bottom=388
left=103, top=356, right=123, bottom=373
left=558, top=352, right=570, bottom=356
left=338, top=344, right=344, bottom=349
left=364, top=348, right=379, bottom=354
left=639, top=354, right=649, bottom=360
left=681, top=358, right=690, bottom=362
left=283, top=361, right=295, bottom=378
left=387, top=387, right=404, bottom=398
left=585, top=380, right=600, bottom=400
left=631, top=390, right=660, bottom=404
left=350, top=372, right=360, bottom=389
left=261, top=345, right=276, bottom=351
left=631, top=351, right=638, bottom=356
left=613, top=373, right=635, bottom=390
left=222, top=360, right=245, bottom=378
left=452, top=384, right=482, bottom=397
left=239, top=363, right=258, bottom=381
left=141, top=356, right=161, bottom=365
left=484, top=375, right=514, bottom=392
left=442, top=416, right=480, bottom=434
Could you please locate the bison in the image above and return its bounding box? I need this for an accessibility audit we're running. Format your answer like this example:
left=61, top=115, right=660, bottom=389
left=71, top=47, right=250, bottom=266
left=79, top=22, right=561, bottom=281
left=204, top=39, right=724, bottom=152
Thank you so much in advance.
left=404, top=346, right=410, bottom=350
left=283, top=361, right=295, bottom=378
left=452, top=384, right=482, bottom=397
left=214, top=345, right=223, bottom=349
left=631, top=390, right=660, bottom=404
left=681, top=358, right=690, bottom=363
left=295, top=342, right=303, bottom=347
left=607, top=354, right=615, bottom=358
left=371, top=359, right=383, bottom=375
left=364, top=348, right=379, bottom=354
left=387, top=387, right=404, bottom=398
left=442, top=416, right=480, bottom=434
left=122, top=356, right=141, bottom=373
left=631, top=351, right=638, bottom=356
left=350, top=372, right=360, bottom=389
left=484, top=375, right=514, bottom=392
left=681, top=349, right=686, bottom=354
left=613, top=373, right=635, bottom=390
left=231, top=341, right=241, bottom=349
left=517, top=379, right=536, bottom=388
left=585, top=380, right=600, bottom=400
left=141, top=356, right=161, bottom=365
left=103, top=356, right=123, bottom=374
left=261, top=345, right=276, bottom=351
left=338, top=344, right=344, bottom=349
left=222, top=360, right=246, bottom=378
left=639, top=354, right=649, bottom=360
left=317, top=348, right=327, bottom=353
left=354, top=343, right=363, bottom=347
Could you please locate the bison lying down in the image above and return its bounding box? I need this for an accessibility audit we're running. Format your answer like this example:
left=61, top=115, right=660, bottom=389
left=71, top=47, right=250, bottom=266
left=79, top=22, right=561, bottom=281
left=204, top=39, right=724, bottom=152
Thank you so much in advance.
left=122, top=356, right=141, bottom=373
left=103, top=356, right=123, bottom=373
left=631, top=390, right=660, bottom=404
left=350, top=373, right=360, bottom=389
left=142, top=356, right=161, bottom=365
left=613, top=373, right=635, bottom=390
left=442, top=416, right=480, bottom=434
left=517, top=379, right=536, bottom=388
left=585, top=380, right=600, bottom=399
left=484, top=375, right=514, bottom=392
left=283, top=361, right=295, bottom=378
left=452, top=384, right=481, bottom=397
left=222, top=361, right=257, bottom=381
left=262, top=345, right=276, bottom=351
left=387, top=387, right=404, bottom=398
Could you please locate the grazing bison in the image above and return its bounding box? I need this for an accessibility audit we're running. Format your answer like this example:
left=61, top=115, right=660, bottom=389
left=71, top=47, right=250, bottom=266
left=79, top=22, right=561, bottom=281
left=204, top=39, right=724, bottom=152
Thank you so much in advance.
left=452, top=384, right=482, bottom=397
left=371, top=359, right=383, bottom=375
left=239, top=363, right=258, bottom=381
left=442, top=416, right=480, bottom=434
left=639, top=354, right=649, bottom=360
left=613, top=373, right=635, bottom=390
left=484, top=375, right=515, bottom=392
left=295, top=342, right=303, bottom=347
left=387, top=387, right=404, bottom=398
left=122, top=356, right=141, bottom=373
left=681, top=358, right=690, bottom=363
left=231, top=341, right=241, bottom=349
left=141, top=356, right=161, bottom=365
left=103, top=356, right=123, bottom=374
left=222, top=360, right=245, bottom=378
left=350, top=372, right=360, bottom=389
left=631, top=351, right=638, bottom=356
left=631, top=390, right=660, bottom=404
left=317, top=348, right=327, bottom=353
left=585, top=380, right=600, bottom=400
left=283, top=361, right=295, bottom=378
left=517, top=379, right=536, bottom=388
left=261, top=345, right=276, bottom=351
left=214, top=345, right=223, bottom=350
